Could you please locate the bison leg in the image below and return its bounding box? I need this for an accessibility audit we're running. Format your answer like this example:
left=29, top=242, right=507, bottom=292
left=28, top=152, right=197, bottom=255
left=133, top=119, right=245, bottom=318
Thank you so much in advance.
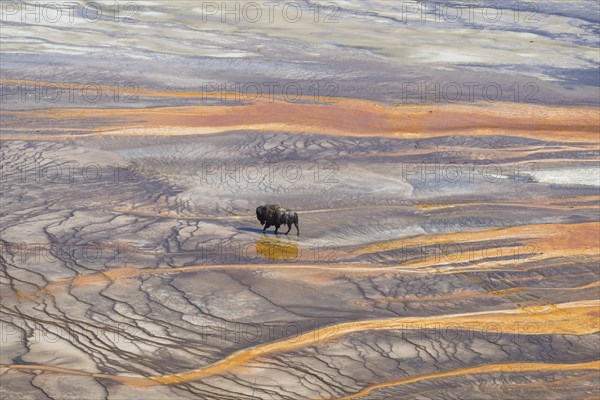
left=294, top=221, right=299, bottom=235
left=275, top=224, right=280, bottom=234
left=285, top=224, right=292, bottom=234
left=263, top=224, right=270, bottom=232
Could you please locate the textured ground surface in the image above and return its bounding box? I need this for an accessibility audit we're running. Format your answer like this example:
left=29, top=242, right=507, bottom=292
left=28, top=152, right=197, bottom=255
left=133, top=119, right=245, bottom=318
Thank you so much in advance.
left=1, top=1, right=599, bottom=399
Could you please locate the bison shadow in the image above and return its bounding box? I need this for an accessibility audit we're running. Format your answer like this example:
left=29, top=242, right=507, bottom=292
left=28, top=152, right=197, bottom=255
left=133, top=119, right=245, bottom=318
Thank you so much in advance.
left=237, top=227, right=279, bottom=235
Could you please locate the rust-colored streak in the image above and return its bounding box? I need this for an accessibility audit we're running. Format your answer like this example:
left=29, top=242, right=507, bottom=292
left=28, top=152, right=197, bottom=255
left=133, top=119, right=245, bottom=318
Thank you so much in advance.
left=151, top=300, right=599, bottom=385
left=2, top=301, right=598, bottom=387
left=1, top=93, right=598, bottom=143
left=335, top=360, right=600, bottom=400
left=417, top=195, right=600, bottom=211
left=38, top=222, right=598, bottom=295
left=352, top=222, right=600, bottom=262
left=355, top=280, right=600, bottom=307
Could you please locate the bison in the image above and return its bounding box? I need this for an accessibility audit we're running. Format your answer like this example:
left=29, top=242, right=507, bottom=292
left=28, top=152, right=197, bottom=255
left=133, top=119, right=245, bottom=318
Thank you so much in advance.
left=256, top=204, right=299, bottom=235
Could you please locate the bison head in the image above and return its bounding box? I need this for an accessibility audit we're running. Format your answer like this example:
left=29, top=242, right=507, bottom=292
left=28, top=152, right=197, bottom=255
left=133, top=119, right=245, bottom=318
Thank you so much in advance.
left=256, top=206, right=266, bottom=225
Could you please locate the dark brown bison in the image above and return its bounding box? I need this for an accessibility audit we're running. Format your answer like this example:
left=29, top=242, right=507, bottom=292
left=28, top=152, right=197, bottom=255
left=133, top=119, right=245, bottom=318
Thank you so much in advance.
left=256, top=204, right=299, bottom=234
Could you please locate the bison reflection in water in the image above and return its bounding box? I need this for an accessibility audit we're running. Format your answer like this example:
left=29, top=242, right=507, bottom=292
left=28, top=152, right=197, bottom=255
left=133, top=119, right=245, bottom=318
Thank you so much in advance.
left=256, top=235, right=300, bottom=261
left=256, top=204, right=299, bottom=234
